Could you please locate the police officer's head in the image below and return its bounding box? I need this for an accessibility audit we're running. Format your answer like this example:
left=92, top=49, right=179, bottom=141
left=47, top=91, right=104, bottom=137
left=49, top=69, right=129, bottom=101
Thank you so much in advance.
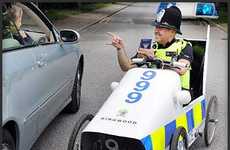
left=152, top=6, right=182, bottom=45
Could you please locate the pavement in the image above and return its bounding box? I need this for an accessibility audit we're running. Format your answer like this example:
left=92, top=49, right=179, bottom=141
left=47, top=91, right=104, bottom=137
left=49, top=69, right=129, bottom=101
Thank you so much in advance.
left=53, top=2, right=227, bottom=34
left=53, top=2, right=134, bottom=31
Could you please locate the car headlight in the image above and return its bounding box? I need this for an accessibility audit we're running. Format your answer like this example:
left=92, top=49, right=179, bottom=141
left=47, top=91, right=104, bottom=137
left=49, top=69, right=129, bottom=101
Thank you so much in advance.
left=196, top=3, right=218, bottom=16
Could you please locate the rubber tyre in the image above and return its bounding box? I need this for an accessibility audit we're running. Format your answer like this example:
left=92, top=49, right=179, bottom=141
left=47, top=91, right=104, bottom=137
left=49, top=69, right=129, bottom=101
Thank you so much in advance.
left=67, top=114, right=94, bottom=150
left=204, top=95, right=218, bottom=146
left=2, top=129, right=16, bottom=150
left=65, top=62, right=83, bottom=113
left=170, top=127, right=188, bottom=150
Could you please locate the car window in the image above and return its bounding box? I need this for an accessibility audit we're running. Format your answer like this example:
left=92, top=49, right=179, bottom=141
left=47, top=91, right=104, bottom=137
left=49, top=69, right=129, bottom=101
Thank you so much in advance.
left=2, top=3, right=55, bottom=51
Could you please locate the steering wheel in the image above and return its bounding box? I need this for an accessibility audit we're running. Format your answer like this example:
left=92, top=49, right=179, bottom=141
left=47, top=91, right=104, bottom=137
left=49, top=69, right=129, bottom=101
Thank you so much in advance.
left=132, top=57, right=168, bottom=69
left=132, top=57, right=189, bottom=70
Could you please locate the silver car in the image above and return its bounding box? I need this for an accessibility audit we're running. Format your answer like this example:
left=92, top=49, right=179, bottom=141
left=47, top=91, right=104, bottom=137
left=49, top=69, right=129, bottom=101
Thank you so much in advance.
left=2, top=2, right=83, bottom=150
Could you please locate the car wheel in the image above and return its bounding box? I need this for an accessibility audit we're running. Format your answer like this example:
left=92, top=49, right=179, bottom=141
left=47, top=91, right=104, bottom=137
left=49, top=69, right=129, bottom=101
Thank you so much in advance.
left=2, top=129, right=15, bottom=150
left=67, top=114, right=94, bottom=150
left=170, top=127, right=188, bottom=150
left=204, top=95, right=218, bottom=146
left=64, top=62, right=83, bottom=113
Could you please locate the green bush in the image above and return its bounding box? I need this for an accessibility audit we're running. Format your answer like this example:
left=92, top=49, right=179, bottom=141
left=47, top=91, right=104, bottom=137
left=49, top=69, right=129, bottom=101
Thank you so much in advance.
left=40, top=3, right=112, bottom=21
left=215, top=3, right=228, bottom=24
left=192, top=42, right=205, bottom=57
left=46, top=9, right=80, bottom=21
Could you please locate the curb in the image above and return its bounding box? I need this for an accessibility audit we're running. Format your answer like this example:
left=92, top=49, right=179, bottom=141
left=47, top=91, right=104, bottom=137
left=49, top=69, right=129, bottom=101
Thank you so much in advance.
left=77, top=3, right=133, bottom=32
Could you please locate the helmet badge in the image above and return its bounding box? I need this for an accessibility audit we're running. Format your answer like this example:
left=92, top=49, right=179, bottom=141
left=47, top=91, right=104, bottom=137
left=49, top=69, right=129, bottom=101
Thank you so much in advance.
left=157, top=9, right=165, bottom=22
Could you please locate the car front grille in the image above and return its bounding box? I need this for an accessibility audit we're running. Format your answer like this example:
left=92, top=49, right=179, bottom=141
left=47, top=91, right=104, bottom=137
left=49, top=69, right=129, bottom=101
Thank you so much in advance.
left=81, top=132, right=145, bottom=150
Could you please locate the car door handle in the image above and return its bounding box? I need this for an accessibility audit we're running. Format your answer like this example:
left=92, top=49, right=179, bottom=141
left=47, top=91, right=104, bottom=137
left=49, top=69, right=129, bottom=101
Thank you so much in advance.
left=36, top=60, right=46, bottom=68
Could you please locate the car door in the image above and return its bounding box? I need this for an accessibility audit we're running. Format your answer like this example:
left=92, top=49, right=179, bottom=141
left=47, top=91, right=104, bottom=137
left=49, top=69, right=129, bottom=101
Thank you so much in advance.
left=20, top=3, right=79, bottom=135
left=3, top=3, right=79, bottom=150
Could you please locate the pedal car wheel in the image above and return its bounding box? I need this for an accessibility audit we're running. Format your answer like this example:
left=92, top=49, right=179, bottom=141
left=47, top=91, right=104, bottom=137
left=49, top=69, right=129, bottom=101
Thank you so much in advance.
left=170, top=127, right=188, bottom=150
left=67, top=114, right=94, bottom=150
left=204, top=95, right=218, bottom=146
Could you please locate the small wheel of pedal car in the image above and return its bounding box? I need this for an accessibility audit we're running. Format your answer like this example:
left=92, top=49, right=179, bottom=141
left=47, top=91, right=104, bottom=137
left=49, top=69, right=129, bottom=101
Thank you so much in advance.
left=170, top=126, right=188, bottom=150
left=204, top=95, right=218, bottom=146
left=68, top=114, right=94, bottom=150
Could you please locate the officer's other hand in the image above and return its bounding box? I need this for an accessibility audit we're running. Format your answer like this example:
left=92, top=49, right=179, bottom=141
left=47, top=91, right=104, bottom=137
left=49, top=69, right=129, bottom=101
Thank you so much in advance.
left=107, top=32, right=125, bottom=50
left=137, top=48, right=154, bottom=59
left=173, top=59, right=190, bottom=75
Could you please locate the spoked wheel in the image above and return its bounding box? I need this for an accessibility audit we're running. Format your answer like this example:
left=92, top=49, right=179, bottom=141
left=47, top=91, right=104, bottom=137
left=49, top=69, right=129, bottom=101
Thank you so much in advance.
left=170, top=127, right=188, bottom=150
left=67, top=114, right=94, bottom=150
left=204, top=95, right=218, bottom=146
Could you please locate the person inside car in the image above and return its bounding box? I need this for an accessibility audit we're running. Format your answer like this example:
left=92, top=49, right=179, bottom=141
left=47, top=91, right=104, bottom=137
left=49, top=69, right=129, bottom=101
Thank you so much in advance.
left=108, top=6, right=193, bottom=90
left=7, top=4, right=34, bottom=46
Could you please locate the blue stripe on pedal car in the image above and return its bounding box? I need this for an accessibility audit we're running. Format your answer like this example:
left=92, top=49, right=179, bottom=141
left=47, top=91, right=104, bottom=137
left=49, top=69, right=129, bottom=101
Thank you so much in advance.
left=165, top=120, right=176, bottom=147
left=141, top=135, right=153, bottom=150
left=201, top=99, right=206, bottom=119
left=186, top=109, right=194, bottom=132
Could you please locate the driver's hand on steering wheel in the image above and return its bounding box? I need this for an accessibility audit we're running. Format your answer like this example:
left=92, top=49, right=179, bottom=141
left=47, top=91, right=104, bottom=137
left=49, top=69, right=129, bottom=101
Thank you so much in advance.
left=137, top=48, right=154, bottom=59
left=19, top=30, right=28, bottom=38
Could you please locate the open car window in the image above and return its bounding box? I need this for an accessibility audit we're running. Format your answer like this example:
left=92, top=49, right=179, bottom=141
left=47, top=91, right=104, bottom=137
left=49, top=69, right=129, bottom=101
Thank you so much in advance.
left=2, top=3, right=55, bottom=51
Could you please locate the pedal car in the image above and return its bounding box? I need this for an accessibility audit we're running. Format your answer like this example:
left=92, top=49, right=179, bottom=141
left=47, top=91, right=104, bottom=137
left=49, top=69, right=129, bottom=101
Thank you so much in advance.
left=67, top=24, right=218, bottom=150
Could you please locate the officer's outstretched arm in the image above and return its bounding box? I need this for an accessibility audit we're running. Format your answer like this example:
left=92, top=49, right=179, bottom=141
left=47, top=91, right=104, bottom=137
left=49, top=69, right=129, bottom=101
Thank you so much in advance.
left=117, top=48, right=136, bottom=71
left=107, top=32, right=136, bottom=71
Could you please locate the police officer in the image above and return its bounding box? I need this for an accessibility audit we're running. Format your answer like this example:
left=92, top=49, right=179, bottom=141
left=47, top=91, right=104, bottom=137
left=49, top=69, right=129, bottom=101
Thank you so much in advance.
left=108, top=6, right=193, bottom=90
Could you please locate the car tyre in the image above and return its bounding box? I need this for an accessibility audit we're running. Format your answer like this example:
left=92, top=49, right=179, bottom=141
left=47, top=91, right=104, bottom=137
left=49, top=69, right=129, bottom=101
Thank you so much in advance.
left=67, top=114, right=94, bottom=150
left=204, top=95, right=218, bottom=146
left=170, top=126, right=188, bottom=150
left=64, top=62, right=83, bottom=113
left=2, top=129, right=16, bottom=150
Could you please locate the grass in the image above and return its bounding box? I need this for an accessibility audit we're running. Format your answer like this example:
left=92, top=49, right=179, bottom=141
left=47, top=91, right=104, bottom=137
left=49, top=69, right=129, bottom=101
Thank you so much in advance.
left=80, top=3, right=112, bottom=12
left=45, top=3, right=112, bottom=21
left=46, top=9, right=80, bottom=21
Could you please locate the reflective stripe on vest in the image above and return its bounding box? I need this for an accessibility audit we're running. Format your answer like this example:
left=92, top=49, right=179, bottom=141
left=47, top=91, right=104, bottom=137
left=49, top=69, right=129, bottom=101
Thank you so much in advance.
left=153, top=39, right=191, bottom=89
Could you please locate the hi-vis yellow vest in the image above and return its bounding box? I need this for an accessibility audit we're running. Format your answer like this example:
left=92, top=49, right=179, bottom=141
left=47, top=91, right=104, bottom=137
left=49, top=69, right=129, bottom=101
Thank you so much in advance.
left=153, top=39, right=191, bottom=90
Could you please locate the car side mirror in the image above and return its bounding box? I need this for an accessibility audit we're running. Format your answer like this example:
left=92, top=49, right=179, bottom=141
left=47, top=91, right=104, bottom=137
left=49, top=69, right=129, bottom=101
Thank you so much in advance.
left=175, top=90, right=191, bottom=105
left=60, top=29, right=80, bottom=43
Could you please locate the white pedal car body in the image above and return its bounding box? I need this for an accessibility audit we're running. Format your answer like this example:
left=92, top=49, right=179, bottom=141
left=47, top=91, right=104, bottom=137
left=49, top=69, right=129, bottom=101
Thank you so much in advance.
left=68, top=23, right=218, bottom=150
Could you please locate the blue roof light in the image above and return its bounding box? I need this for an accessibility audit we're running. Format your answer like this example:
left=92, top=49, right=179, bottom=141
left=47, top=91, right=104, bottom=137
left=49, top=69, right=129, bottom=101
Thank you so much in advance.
left=196, top=3, right=218, bottom=16
left=202, top=4, right=213, bottom=15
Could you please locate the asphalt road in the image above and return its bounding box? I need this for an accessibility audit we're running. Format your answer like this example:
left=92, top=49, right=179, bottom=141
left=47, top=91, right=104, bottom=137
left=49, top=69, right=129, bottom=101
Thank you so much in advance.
left=31, top=3, right=228, bottom=150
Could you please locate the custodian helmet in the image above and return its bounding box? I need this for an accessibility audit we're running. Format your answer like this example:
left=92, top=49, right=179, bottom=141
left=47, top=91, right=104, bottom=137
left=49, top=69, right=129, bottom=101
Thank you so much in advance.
left=152, top=6, right=182, bottom=34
